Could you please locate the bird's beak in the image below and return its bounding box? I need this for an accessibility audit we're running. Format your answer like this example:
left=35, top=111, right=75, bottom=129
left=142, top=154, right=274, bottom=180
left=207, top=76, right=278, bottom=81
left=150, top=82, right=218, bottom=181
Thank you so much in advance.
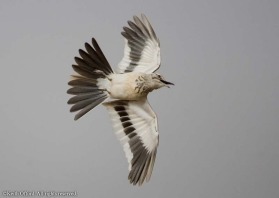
left=160, top=79, right=174, bottom=87
left=161, top=79, right=174, bottom=85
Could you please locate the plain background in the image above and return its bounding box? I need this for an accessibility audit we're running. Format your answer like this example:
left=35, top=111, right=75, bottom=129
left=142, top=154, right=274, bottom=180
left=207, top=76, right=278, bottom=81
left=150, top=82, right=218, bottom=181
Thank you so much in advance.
left=0, top=0, right=278, bottom=197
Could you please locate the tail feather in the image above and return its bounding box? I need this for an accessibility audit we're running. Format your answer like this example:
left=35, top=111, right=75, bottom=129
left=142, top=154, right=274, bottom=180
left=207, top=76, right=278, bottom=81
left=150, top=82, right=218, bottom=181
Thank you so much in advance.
left=72, top=65, right=104, bottom=80
left=91, top=38, right=113, bottom=74
left=70, top=94, right=107, bottom=113
left=67, top=37, right=113, bottom=120
left=68, top=78, right=97, bottom=87
left=73, top=95, right=107, bottom=120
left=67, top=92, right=101, bottom=104
left=67, top=86, right=99, bottom=94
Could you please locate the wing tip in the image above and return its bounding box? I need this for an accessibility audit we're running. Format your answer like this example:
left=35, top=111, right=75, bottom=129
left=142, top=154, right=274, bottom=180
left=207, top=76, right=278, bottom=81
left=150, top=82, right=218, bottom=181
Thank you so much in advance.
left=127, top=149, right=157, bottom=186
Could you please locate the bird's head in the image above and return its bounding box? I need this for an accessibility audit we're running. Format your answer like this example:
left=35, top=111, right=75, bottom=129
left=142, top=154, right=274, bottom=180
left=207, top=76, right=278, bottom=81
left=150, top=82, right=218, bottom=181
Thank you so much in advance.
left=150, top=73, right=174, bottom=89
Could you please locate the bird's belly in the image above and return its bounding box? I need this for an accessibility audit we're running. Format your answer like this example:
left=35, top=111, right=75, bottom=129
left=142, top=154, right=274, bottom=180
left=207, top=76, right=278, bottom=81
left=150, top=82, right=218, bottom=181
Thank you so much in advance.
left=109, top=73, right=147, bottom=100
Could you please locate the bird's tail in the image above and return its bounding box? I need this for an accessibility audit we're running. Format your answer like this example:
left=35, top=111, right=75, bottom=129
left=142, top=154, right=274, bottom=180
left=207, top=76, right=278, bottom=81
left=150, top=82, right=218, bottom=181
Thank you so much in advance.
left=67, top=38, right=113, bottom=120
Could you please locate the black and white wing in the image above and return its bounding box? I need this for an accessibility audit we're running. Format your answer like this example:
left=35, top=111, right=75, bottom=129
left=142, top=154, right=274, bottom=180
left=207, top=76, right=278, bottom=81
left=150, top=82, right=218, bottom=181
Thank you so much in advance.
left=103, top=99, right=159, bottom=186
left=117, top=14, right=161, bottom=74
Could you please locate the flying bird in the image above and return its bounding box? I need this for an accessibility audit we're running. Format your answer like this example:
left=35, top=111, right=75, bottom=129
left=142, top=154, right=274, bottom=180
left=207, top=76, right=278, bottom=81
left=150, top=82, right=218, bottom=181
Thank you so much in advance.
left=67, top=14, right=173, bottom=186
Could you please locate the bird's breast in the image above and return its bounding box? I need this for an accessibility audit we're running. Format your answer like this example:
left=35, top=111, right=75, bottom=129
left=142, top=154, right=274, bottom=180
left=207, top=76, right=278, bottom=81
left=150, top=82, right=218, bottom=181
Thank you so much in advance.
left=109, top=73, right=149, bottom=100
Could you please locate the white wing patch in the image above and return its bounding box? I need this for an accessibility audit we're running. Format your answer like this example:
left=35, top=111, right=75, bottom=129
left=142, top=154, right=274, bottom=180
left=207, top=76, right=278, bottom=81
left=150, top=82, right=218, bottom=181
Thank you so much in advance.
left=117, top=14, right=161, bottom=74
left=103, top=99, right=159, bottom=185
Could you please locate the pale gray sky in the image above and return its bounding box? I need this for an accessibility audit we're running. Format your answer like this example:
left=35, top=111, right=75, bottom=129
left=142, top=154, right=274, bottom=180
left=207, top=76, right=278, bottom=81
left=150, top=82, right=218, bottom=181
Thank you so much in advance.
left=0, top=0, right=279, bottom=197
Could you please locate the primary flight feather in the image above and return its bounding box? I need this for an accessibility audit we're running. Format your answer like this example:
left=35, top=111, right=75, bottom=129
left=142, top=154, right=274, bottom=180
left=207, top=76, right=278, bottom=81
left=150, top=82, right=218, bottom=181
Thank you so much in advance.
left=67, top=14, right=173, bottom=186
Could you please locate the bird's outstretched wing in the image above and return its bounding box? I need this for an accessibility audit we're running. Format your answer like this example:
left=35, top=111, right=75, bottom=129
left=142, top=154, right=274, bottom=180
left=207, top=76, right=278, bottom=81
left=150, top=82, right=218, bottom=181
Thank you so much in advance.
left=117, top=14, right=161, bottom=74
left=103, top=99, right=159, bottom=185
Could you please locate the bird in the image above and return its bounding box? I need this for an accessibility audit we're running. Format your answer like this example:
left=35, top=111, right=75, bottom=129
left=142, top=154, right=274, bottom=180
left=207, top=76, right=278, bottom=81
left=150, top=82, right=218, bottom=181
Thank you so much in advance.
left=67, top=14, right=174, bottom=186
